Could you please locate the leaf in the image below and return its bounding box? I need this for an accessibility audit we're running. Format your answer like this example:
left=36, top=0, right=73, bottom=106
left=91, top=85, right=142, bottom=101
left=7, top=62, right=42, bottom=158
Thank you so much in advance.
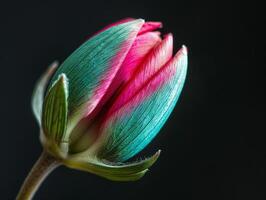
left=64, top=150, right=160, bottom=181
left=42, top=74, right=69, bottom=144
left=31, top=61, right=58, bottom=125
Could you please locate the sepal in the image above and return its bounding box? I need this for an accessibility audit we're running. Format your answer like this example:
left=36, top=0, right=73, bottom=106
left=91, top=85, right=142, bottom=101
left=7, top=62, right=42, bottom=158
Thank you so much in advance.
left=63, top=150, right=160, bottom=181
left=42, top=74, right=69, bottom=145
left=31, top=61, right=58, bottom=125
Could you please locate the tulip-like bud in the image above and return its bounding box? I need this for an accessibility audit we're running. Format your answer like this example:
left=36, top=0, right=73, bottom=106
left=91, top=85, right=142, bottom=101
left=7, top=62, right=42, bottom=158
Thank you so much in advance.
left=31, top=19, right=188, bottom=181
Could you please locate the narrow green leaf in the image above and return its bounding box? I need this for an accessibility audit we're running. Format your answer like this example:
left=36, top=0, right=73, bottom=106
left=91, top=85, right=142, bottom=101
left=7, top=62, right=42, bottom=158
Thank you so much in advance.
left=63, top=150, right=160, bottom=181
left=42, top=74, right=68, bottom=143
left=31, top=61, right=58, bottom=125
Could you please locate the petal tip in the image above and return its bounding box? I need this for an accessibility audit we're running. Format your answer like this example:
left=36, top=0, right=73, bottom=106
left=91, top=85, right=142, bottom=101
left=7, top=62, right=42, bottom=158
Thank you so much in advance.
left=153, top=150, right=161, bottom=162
left=174, top=45, right=188, bottom=59
left=156, top=149, right=161, bottom=156
left=164, top=33, right=173, bottom=39
left=57, top=73, right=69, bottom=93
left=58, top=73, right=67, bottom=82
left=148, top=21, right=163, bottom=28
left=181, top=45, right=188, bottom=55
left=50, top=60, right=59, bottom=67
left=157, top=22, right=163, bottom=28
left=47, top=60, right=59, bottom=75
left=163, top=33, right=173, bottom=45
left=135, top=18, right=145, bottom=24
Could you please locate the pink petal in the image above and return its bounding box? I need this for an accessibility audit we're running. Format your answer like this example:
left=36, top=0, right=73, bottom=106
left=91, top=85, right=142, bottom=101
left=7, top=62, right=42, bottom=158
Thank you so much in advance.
left=111, top=31, right=162, bottom=90
left=138, top=21, right=162, bottom=35
left=85, top=20, right=145, bottom=117
left=105, top=34, right=173, bottom=118
left=87, top=31, right=162, bottom=121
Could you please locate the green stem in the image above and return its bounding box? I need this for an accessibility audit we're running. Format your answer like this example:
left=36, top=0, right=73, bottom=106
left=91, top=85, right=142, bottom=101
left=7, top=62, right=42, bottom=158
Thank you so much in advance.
left=16, top=150, right=60, bottom=200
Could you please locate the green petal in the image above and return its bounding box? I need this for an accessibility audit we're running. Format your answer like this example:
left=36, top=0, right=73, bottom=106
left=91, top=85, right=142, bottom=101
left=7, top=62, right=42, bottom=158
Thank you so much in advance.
left=42, top=74, right=69, bottom=144
left=31, top=61, right=58, bottom=125
left=63, top=150, right=160, bottom=181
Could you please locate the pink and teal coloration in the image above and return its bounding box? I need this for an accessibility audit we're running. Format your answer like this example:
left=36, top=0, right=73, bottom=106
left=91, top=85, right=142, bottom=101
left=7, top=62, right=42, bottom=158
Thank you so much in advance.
left=35, top=18, right=187, bottom=180
left=17, top=17, right=187, bottom=200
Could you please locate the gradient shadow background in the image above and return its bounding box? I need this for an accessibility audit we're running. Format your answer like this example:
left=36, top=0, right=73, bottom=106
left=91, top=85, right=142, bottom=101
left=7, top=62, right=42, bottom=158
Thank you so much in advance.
left=0, top=0, right=265, bottom=199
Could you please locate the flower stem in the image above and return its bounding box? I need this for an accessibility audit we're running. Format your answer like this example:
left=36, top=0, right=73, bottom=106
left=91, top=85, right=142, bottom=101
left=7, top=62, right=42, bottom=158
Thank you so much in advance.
left=16, top=150, right=60, bottom=200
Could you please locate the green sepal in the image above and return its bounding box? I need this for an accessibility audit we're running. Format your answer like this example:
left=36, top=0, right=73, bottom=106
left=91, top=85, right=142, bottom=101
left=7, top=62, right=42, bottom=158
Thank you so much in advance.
left=31, top=61, right=59, bottom=125
left=63, top=150, right=161, bottom=181
left=42, top=74, right=69, bottom=145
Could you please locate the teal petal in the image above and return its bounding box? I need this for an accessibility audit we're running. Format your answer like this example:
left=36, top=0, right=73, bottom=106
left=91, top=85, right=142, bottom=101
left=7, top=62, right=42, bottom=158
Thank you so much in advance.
left=31, top=61, right=58, bottom=125
left=49, top=19, right=144, bottom=132
left=63, top=150, right=160, bottom=181
left=95, top=47, right=188, bottom=162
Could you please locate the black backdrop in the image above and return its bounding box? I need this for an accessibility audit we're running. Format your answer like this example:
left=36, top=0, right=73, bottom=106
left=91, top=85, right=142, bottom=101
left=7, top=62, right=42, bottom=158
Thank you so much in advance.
left=0, top=0, right=265, bottom=199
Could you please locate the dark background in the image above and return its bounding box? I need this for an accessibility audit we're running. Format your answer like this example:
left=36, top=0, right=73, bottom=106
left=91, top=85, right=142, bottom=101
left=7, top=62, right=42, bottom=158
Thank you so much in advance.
left=0, top=0, right=265, bottom=199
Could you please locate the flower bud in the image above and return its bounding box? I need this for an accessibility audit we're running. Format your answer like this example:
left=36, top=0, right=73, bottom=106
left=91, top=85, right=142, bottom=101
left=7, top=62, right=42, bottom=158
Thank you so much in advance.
left=31, top=18, right=188, bottom=181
